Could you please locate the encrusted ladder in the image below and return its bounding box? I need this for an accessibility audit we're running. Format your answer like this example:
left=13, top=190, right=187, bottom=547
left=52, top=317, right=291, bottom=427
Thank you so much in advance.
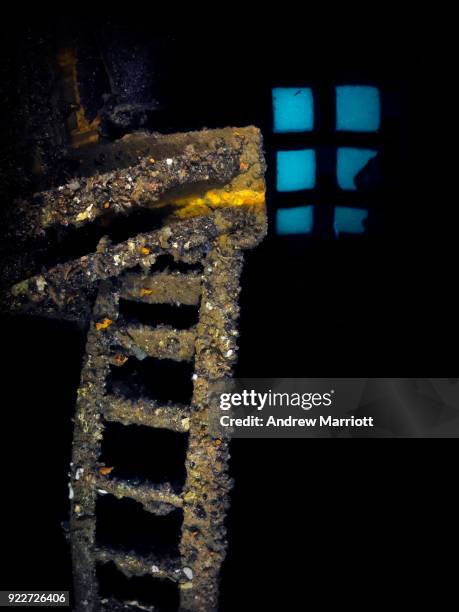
left=70, top=242, right=244, bottom=612
left=5, top=127, right=267, bottom=611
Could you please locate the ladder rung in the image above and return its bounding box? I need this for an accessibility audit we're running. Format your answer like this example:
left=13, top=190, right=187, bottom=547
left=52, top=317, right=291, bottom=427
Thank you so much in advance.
left=94, top=476, right=183, bottom=514
left=120, top=271, right=202, bottom=306
left=115, top=325, right=196, bottom=362
left=101, top=395, right=191, bottom=433
left=100, top=597, right=156, bottom=612
left=95, top=546, right=183, bottom=583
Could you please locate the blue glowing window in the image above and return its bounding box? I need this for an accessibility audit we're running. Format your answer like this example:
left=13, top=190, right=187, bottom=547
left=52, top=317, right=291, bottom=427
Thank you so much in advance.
left=336, top=86, right=381, bottom=132
left=277, top=150, right=316, bottom=192
left=277, top=206, right=314, bottom=235
left=273, top=88, right=314, bottom=133
left=337, top=148, right=377, bottom=190
left=334, top=207, right=368, bottom=235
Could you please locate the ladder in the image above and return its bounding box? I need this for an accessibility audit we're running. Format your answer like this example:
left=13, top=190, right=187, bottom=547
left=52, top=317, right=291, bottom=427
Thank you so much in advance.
left=5, top=127, right=267, bottom=611
left=70, top=239, right=244, bottom=612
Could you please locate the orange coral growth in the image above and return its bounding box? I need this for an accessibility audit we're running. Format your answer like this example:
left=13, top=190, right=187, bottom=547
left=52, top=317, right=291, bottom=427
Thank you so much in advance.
left=95, top=319, right=113, bottom=331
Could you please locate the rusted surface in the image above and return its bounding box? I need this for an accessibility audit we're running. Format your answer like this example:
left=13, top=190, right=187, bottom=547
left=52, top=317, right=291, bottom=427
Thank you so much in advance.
left=27, top=143, right=239, bottom=233
left=6, top=205, right=263, bottom=327
left=120, top=271, right=202, bottom=307
left=179, top=246, right=244, bottom=612
left=6, top=127, right=263, bottom=245
left=69, top=232, right=261, bottom=611
left=70, top=281, right=117, bottom=611
left=101, top=395, right=191, bottom=434
left=115, top=324, right=197, bottom=362
left=93, top=477, right=183, bottom=515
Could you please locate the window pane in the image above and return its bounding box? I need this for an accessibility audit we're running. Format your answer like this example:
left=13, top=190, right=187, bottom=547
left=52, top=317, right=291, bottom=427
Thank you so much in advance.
left=277, top=206, right=314, bottom=235
left=277, top=150, right=316, bottom=192
left=337, top=148, right=377, bottom=190
left=273, top=87, right=314, bottom=133
left=336, top=86, right=381, bottom=132
left=334, top=207, right=368, bottom=235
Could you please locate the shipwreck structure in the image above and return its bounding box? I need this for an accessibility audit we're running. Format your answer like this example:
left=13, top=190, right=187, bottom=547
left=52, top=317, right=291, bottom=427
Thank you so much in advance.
left=5, top=127, right=267, bottom=611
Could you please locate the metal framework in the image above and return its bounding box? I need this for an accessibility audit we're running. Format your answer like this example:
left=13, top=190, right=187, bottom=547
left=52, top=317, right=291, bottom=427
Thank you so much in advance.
left=5, top=127, right=267, bottom=611
left=72, top=219, right=254, bottom=612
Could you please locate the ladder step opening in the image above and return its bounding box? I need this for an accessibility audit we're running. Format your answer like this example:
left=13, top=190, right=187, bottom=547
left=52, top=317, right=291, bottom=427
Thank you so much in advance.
left=99, top=422, right=188, bottom=488
left=120, top=294, right=200, bottom=328
left=97, top=555, right=181, bottom=610
left=106, top=358, right=195, bottom=406
left=143, top=254, right=203, bottom=276
left=96, top=495, right=183, bottom=558
left=95, top=546, right=182, bottom=582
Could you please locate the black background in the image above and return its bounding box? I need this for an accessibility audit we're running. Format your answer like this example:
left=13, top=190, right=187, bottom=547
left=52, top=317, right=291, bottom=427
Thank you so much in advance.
left=0, top=17, right=456, bottom=610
